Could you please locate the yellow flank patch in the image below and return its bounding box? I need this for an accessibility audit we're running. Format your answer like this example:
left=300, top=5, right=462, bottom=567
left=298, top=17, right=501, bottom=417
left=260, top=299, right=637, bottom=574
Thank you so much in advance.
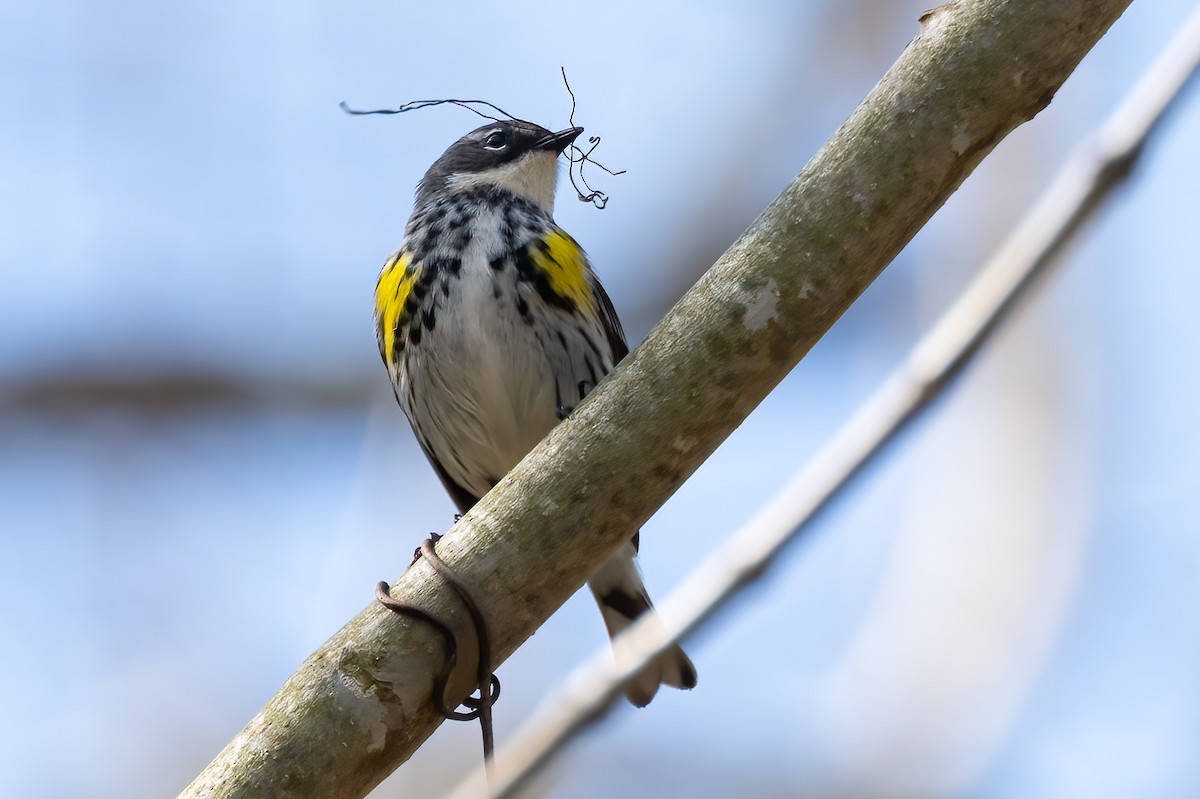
left=375, top=251, right=418, bottom=364
left=531, top=229, right=596, bottom=313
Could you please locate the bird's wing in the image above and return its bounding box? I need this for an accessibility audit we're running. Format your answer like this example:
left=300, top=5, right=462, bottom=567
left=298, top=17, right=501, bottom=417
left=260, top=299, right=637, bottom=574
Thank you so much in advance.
left=374, top=249, right=419, bottom=367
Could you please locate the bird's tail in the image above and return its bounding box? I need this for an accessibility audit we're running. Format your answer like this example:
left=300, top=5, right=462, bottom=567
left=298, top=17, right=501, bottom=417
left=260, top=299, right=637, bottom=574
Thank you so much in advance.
left=587, top=541, right=698, bottom=707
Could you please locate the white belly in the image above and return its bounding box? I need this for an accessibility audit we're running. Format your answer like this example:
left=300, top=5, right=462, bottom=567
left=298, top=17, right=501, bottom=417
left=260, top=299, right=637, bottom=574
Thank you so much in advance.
left=400, top=249, right=563, bottom=499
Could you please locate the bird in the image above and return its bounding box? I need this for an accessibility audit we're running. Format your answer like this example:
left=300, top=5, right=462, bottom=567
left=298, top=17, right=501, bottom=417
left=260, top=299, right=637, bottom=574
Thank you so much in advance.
left=373, top=118, right=696, bottom=706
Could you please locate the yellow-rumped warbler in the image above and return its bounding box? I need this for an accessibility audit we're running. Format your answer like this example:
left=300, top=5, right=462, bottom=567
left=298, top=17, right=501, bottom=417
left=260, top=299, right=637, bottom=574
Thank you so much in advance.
left=373, top=120, right=696, bottom=706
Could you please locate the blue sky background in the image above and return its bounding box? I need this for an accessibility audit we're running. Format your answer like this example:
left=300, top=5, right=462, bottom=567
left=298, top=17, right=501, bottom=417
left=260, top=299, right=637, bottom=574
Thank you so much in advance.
left=2, top=1, right=1199, bottom=797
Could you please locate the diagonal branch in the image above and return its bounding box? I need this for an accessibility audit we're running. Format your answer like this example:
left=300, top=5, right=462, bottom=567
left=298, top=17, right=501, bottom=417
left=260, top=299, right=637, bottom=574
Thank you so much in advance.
left=448, top=6, right=1200, bottom=796
left=180, top=1, right=1134, bottom=796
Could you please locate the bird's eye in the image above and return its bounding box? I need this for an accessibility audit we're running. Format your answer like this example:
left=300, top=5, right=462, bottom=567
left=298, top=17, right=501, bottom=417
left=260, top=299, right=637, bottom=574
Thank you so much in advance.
left=483, top=131, right=508, bottom=150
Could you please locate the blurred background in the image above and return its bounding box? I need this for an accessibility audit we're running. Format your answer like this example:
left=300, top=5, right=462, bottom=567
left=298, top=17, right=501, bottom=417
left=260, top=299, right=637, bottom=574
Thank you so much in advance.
left=3, top=1, right=1199, bottom=797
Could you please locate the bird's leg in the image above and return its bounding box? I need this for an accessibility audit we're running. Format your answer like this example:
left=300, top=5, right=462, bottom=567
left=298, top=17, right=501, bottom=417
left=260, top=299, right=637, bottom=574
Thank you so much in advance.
left=556, top=379, right=597, bottom=421
left=409, top=531, right=443, bottom=567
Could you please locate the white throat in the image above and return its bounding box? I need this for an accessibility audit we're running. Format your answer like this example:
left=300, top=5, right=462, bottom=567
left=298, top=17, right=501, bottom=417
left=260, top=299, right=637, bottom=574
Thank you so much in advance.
left=445, top=151, right=559, bottom=213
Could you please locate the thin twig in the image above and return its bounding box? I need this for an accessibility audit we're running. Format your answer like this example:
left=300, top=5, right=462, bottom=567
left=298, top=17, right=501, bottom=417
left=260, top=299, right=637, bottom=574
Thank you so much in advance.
left=447, top=8, right=1200, bottom=798
left=339, top=99, right=533, bottom=126
left=559, top=67, right=625, bottom=208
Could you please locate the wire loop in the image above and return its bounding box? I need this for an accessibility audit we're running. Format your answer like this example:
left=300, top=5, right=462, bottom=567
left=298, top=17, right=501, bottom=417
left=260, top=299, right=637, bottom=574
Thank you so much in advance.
left=376, top=535, right=499, bottom=759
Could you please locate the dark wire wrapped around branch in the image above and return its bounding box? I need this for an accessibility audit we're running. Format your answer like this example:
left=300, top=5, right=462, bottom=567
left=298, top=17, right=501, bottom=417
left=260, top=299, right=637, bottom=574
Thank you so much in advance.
left=376, top=536, right=500, bottom=762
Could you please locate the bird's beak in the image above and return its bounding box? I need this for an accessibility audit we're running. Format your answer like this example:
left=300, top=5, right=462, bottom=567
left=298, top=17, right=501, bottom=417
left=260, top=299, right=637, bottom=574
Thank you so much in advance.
left=534, top=127, right=584, bottom=155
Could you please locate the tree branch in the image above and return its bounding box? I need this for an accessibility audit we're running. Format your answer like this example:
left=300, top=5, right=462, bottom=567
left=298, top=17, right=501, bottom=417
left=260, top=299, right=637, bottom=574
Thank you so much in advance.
left=181, top=1, right=1133, bottom=796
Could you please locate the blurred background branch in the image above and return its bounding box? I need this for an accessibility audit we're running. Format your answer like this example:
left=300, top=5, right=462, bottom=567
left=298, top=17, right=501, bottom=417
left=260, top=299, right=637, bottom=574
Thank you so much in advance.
left=0, top=373, right=371, bottom=414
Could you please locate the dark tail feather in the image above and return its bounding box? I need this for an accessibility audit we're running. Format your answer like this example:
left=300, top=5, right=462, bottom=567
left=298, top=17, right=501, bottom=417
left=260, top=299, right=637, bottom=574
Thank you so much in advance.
left=587, top=544, right=697, bottom=707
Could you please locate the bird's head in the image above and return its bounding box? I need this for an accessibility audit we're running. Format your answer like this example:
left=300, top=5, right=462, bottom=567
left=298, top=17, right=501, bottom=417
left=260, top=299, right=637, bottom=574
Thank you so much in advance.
left=416, top=121, right=583, bottom=213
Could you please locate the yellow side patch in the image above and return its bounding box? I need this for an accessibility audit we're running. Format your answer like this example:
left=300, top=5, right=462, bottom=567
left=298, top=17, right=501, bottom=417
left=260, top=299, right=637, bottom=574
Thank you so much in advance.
left=374, top=251, right=418, bottom=364
left=530, top=229, right=596, bottom=313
